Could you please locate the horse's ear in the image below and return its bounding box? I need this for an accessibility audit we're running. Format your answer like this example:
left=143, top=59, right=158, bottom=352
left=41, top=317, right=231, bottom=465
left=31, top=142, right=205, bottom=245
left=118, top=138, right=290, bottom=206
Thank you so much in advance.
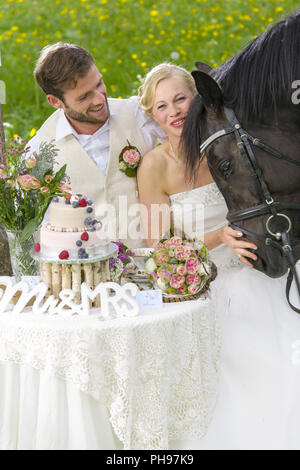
left=194, top=62, right=213, bottom=74
left=191, top=70, right=222, bottom=113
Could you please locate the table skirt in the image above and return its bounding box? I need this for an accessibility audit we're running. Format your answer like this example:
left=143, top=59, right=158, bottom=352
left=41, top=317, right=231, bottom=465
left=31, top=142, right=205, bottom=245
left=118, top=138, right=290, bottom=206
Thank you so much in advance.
left=0, top=362, right=122, bottom=450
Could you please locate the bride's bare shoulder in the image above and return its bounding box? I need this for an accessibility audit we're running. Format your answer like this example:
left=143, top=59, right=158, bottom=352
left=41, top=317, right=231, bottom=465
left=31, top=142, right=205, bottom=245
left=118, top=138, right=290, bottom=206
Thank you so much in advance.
left=138, top=142, right=169, bottom=173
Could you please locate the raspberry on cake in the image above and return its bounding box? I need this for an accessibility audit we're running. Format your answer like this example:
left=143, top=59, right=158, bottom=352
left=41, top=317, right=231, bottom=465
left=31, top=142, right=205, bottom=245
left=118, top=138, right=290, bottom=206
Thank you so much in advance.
left=38, top=194, right=109, bottom=260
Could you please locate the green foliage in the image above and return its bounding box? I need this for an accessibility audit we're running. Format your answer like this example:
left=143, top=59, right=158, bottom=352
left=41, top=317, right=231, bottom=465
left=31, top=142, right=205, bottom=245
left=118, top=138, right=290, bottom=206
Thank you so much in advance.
left=0, top=0, right=299, bottom=138
left=0, top=138, right=68, bottom=240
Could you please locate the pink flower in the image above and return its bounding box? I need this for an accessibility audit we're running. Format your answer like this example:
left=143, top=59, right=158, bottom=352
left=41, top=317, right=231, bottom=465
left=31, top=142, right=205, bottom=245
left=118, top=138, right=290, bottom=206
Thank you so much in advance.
left=165, top=264, right=175, bottom=274
left=0, top=168, right=7, bottom=179
left=155, top=242, right=165, bottom=250
left=17, top=174, right=41, bottom=190
left=29, top=176, right=42, bottom=189
left=123, top=149, right=140, bottom=165
left=25, top=156, right=37, bottom=169
left=153, top=248, right=169, bottom=266
left=186, top=274, right=201, bottom=285
left=40, top=186, right=50, bottom=193
left=185, top=257, right=199, bottom=274
left=177, top=285, right=188, bottom=295
left=176, top=264, right=187, bottom=276
left=44, top=174, right=53, bottom=184
left=187, top=284, right=200, bottom=295
left=169, top=274, right=185, bottom=289
left=164, top=237, right=182, bottom=249
left=59, top=182, right=72, bottom=193
left=174, top=245, right=191, bottom=261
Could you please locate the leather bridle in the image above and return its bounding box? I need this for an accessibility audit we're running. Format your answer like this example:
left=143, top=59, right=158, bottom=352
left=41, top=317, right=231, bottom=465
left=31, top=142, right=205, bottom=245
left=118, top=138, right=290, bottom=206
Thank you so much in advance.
left=200, top=107, right=300, bottom=313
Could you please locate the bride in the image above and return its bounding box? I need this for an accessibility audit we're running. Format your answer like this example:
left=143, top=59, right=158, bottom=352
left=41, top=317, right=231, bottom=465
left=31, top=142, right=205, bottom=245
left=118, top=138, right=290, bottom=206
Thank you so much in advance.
left=137, top=63, right=300, bottom=450
left=136, top=63, right=257, bottom=267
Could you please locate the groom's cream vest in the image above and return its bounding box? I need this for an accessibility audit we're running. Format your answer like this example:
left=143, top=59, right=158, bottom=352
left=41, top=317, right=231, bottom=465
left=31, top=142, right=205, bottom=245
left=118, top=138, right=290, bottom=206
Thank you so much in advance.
left=37, top=98, right=148, bottom=248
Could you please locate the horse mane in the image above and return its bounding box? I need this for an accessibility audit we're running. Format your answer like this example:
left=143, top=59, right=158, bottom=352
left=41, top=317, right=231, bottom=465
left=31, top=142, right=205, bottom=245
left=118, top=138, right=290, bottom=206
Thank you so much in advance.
left=213, top=9, right=300, bottom=125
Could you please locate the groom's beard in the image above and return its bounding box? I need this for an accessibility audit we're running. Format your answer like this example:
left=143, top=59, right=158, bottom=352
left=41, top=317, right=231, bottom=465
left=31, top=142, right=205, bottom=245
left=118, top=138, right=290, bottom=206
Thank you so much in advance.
left=63, top=95, right=109, bottom=125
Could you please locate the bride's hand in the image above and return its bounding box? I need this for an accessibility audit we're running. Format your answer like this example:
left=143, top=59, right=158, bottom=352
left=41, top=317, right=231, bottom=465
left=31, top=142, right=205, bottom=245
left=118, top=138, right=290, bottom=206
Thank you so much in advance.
left=220, top=226, right=258, bottom=268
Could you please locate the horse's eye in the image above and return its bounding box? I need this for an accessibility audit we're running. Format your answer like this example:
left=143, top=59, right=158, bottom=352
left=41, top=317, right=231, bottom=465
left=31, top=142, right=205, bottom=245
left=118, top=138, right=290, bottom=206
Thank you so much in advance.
left=218, top=159, right=233, bottom=179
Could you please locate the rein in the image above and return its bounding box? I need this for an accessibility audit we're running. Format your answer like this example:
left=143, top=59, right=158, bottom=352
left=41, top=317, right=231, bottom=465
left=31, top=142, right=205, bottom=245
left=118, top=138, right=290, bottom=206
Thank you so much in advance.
left=200, top=107, right=300, bottom=313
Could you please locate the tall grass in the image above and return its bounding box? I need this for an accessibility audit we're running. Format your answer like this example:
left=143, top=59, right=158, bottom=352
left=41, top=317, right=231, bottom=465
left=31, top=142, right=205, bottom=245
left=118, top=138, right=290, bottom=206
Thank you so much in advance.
left=0, top=0, right=299, bottom=139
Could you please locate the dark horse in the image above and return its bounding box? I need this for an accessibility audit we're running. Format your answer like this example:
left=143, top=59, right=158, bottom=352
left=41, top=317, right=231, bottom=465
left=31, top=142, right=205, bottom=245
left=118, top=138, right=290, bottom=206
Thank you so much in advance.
left=181, top=10, right=300, bottom=312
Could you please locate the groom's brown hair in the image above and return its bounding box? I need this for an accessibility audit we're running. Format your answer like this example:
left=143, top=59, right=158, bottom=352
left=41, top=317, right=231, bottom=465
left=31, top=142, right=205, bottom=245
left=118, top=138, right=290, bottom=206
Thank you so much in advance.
left=34, top=42, right=94, bottom=102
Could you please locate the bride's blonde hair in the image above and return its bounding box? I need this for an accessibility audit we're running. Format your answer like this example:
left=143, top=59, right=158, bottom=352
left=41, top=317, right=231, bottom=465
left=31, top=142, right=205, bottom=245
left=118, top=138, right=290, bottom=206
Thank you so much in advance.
left=137, top=63, right=197, bottom=116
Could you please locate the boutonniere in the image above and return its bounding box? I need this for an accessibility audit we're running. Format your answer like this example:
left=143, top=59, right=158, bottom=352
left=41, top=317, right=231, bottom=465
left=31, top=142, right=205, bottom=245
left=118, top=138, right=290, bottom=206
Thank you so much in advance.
left=119, top=140, right=141, bottom=177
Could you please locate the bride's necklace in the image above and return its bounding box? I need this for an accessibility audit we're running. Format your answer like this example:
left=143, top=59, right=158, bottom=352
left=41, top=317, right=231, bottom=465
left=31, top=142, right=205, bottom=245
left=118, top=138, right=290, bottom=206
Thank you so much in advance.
left=169, top=141, right=195, bottom=188
left=169, top=142, right=185, bottom=167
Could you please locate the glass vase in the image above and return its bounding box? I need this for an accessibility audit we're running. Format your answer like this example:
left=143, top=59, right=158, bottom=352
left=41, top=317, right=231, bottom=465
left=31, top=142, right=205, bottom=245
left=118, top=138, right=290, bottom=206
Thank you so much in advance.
left=6, top=229, right=39, bottom=281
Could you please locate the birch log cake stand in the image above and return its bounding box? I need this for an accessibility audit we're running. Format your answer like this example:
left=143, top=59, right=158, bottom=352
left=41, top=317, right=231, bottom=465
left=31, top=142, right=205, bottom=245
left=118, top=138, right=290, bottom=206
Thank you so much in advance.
left=37, top=243, right=118, bottom=307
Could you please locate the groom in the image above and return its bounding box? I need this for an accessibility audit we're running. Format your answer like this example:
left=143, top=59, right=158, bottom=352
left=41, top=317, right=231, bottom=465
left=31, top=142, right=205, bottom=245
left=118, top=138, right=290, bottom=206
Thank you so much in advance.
left=28, top=42, right=166, bottom=248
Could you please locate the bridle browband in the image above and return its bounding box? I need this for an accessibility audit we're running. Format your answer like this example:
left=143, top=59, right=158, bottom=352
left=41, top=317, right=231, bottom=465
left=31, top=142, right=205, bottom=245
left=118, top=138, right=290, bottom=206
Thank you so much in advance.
left=200, top=107, right=300, bottom=313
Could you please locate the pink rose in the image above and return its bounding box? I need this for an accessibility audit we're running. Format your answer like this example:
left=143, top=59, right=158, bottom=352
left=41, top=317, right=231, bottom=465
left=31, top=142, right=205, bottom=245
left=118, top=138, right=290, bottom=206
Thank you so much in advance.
left=153, top=248, right=169, bottom=266
left=169, top=274, right=185, bottom=289
left=40, top=186, right=50, bottom=193
left=44, top=174, right=53, bottom=184
left=17, top=174, right=41, bottom=190
left=25, top=156, right=37, bottom=169
left=187, top=284, right=200, bottom=295
left=123, top=149, right=140, bottom=165
left=176, top=264, right=187, bottom=276
left=164, top=237, right=182, bottom=249
left=185, top=257, right=199, bottom=274
left=155, top=242, right=165, bottom=250
left=186, top=274, right=201, bottom=285
left=174, top=245, right=191, bottom=261
left=177, top=285, right=188, bottom=295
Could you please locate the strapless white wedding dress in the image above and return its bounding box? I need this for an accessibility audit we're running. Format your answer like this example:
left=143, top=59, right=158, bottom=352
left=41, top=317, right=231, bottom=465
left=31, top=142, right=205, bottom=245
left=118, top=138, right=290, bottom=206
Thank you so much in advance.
left=169, top=183, right=239, bottom=272
left=169, top=183, right=300, bottom=450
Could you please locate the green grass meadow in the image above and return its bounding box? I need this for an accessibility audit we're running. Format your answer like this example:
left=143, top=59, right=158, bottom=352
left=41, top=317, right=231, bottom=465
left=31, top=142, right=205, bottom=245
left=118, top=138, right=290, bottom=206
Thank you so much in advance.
left=0, top=0, right=299, bottom=140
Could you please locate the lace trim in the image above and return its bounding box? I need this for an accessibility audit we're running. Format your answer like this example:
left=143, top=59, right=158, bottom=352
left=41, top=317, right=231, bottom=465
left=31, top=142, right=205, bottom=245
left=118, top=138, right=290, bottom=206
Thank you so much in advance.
left=170, top=183, right=224, bottom=207
left=0, top=299, right=220, bottom=449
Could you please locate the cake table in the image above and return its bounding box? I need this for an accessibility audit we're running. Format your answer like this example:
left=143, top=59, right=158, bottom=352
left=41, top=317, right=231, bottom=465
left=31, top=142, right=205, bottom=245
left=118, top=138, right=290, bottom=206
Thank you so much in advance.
left=0, top=282, right=219, bottom=450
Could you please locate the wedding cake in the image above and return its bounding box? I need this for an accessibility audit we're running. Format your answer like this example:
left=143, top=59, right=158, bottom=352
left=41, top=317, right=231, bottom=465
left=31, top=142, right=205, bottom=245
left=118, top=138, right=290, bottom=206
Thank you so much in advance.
left=37, top=194, right=109, bottom=261
left=36, top=194, right=116, bottom=305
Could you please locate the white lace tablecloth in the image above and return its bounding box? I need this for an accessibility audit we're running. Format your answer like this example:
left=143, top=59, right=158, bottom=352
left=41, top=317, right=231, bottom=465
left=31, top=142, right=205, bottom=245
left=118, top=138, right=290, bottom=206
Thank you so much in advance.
left=0, top=296, right=219, bottom=450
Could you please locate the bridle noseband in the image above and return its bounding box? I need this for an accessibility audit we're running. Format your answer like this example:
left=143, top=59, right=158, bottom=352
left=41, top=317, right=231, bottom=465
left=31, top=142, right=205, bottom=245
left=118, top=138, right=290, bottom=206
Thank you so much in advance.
left=200, top=107, right=300, bottom=313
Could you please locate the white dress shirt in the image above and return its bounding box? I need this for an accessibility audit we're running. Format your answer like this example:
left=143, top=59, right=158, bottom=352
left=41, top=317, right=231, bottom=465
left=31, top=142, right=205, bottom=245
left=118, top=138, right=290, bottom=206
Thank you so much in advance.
left=27, top=96, right=166, bottom=175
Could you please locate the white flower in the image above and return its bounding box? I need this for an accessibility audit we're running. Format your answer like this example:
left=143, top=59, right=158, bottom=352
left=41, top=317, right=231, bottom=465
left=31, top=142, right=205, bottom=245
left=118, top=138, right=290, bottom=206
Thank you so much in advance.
left=170, top=51, right=180, bottom=60
left=145, top=257, right=157, bottom=274
left=157, top=278, right=167, bottom=290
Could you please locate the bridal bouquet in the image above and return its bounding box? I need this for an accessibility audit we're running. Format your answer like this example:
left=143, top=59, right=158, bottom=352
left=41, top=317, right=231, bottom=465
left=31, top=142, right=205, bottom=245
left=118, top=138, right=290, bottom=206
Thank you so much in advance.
left=0, top=138, right=69, bottom=241
left=144, top=236, right=215, bottom=296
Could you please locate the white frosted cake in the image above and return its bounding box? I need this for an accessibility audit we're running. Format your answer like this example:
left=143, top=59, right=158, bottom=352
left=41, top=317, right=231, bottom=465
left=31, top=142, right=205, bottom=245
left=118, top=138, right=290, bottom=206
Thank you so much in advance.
left=37, top=194, right=109, bottom=261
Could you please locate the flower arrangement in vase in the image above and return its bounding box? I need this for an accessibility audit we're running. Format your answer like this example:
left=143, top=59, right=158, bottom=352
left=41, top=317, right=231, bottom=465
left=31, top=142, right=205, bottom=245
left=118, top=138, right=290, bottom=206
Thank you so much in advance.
left=0, top=138, right=70, bottom=278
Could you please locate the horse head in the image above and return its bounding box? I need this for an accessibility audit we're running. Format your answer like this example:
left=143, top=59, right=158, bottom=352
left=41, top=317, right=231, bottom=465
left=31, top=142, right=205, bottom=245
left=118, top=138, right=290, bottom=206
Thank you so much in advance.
left=181, top=68, right=300, bottom=278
